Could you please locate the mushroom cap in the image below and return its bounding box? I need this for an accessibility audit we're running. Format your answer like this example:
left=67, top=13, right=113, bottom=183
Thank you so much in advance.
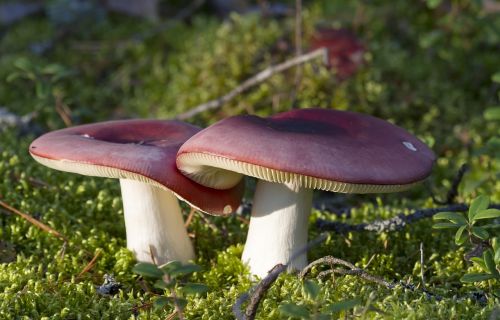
left=309, top=28, right=365, bottom=79
left=29, top=119, right=244, bottom=215
left=176, top=108, right=436, bottom=193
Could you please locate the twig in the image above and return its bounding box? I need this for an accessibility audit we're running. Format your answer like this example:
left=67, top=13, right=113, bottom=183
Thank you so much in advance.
left=316, top=203, right=500, bottom=233
left=433, top=163, right=469, bottom=205
left=77, top=249, right=102, bottom=279
left=176, top=48, right=329, bottom=120
left=0, top=199, right=67, bottom=242
left=245, top=264, right=285, bottom=319
left=301, top=255, right=444, bottom=301
left=420, top=242, right=426, bottom=290
left=299, top=256, right=394, bottom=289
left=233, top=233, right=328, bottom=320
left=290, top=0, right=303, bottom=109
left=184, top=207, right=196, bottom=228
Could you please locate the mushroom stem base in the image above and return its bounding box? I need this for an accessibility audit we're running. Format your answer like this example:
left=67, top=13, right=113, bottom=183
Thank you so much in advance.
left=120, top=179, right=194, bottom=265
left=242, top=180, right=313, bottom=278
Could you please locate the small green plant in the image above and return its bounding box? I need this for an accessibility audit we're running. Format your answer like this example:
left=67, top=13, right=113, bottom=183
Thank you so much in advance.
left=132, top=261, right=208, bottom=314
left=278, top=279, right=360, bottom=319
left=433, top=195, right=500, bottom=286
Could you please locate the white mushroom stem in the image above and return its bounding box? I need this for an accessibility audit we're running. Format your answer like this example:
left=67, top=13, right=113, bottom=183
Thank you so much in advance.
left=242, top=180, right=313, bottom=278
left=119, top=179, right=195, bottom=265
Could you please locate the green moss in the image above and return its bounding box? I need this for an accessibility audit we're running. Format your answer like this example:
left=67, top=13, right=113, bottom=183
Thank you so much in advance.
left=1, top=0, right=499, bottom=318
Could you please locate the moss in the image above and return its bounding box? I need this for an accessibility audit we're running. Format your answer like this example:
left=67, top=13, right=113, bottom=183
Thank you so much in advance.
left=1, top=0, right=499, bottom=318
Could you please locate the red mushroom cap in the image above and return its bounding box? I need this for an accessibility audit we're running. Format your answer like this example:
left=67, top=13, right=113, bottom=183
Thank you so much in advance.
left=29, top=119, right=244, bottom=215
left=310, top=28, right=365, bottom=79
left=177, top=108, right=436, bottom=193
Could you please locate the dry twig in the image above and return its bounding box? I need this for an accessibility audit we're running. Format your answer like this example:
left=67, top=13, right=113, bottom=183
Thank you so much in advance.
left=176, top=48, right=328, bottom=120
left=77, top=249, right=102, bottom=279
left=316, top=203, right=500, bottom=233
left=233, top=233, right=328, bottom=320
left=0, top=199, right=67, bottom=242
left=299, top=256, right=394, bottom=289
left=432, top=163, right=469, bottom=205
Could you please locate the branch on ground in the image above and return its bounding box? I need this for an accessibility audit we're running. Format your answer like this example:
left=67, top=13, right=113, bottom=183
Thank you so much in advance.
left=316, top=203, right=500, bottom=233
left=176, top=48, right=328, bottom=120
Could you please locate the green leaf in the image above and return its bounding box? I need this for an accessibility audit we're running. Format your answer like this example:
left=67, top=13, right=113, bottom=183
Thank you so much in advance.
left=492, top=72, right=500, bottom=83
left=324, top=298, right=361, bottom=313
left=482, top=224, right=500, bottom=229
left=302, top=280, right=320, bottom=300
left=460, top=273, right=495, bottom=282
left=169, top=263, right=203, bottom=278
left=432, top=222, right=460, bottom=229
left=495, top=246, right=500, bottom=264
left=153, top=279, right=174, bottom=290
left=426, top=0, right=442, bottom=9
left=484, top=107, right=500, bottom=121
left=470, top=257, right=487, bottom=272
left=472, top=227, right=489, bottom=240
left=455, top=225, right=468, bottom=245
left=132, top=262, right=164, bottom=278
left=433, top=212, right=468, bottom=224
left=153, top=297, right=171, bottom=310
left=180, top=283, right=209, bottom=295
left=278, top=303, right=310, bottom=319
left=483, top=250, right=500, bottom=278
left=469, top=196, right=490, bottom=221
left=160, top=260, right=183, bottom=273
left=176, top=298, right=188, bottom=309
left=474, top=209, right=500, bottom=220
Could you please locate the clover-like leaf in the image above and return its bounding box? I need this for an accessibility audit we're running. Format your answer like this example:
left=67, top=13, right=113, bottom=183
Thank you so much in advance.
left=433, top=212, right=467, bottom=224
left=132, top=262, right=163, bottom=279
left=474, top=209, right=500, bottom=220
left=169, top=263, right=203, bottom=278
left=433, top=222, right=460, bottom=229
left=455, top=225, right=468, bottom=245
left=324, top=298, right=361, bottom=313
left=469, top=196, right=489, bottom=221
left=279, top=303, right=310, bottom=319
left=471, top=227, right=489, bottom=240
left=303, top=279, right=320, bottom=300
left=483, top=250, right=499, bottom=278
left=180, top=283, right=209, bottom=295
left=460, top=273, right=495, bottom=282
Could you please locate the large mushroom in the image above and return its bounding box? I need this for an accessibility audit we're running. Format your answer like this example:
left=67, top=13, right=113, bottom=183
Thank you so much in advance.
left=176, top=108, right=435, bottom=277
left=29, top=119, right=244, bottom=265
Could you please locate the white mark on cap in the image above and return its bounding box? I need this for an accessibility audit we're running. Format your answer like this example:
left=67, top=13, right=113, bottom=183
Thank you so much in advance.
left=223, top=205, right=232, bottom=214
left=82, top=134, right=94, bottom=139
left=403, top=141, right=417, bottom=151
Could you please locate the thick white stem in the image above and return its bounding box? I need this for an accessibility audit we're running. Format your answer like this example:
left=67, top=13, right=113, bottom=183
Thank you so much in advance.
left=120, top=179, right=195, bottom=265
left=242, top=180, right=313, bottom=278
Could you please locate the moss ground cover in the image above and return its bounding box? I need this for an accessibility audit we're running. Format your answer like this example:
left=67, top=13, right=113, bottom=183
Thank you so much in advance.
left=0, top=0, right=499, bottom=318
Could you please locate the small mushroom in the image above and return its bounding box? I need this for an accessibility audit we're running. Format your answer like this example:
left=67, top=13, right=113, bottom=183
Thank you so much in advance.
left=177, top=108, right=435, bottom=277
left=30, top=119, right=244, bottom=265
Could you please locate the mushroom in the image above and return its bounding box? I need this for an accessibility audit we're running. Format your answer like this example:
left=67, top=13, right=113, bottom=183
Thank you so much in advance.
left=176, top=108, right=435, bottom=277
left=29, top=119, right=244, bottom=265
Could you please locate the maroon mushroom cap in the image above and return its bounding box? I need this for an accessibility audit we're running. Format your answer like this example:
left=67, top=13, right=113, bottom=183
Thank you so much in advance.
left=29, top=119, right=244, bottom=215
left=176, top=108, right=436, bottom=193
left=309, top=28, right=365, bottom=79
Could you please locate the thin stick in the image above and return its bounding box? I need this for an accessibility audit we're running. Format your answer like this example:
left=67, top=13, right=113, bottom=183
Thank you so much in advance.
left=316, top=203, right=500, bottom=233
left=184, top=207, right=196, bottom=228
left=176, top=48, right=328, bottom=120
left=299, top=256, right=395, bottom=289
left=290, top=0, right=303, bottom=109
left=420, top=242, right=426, bottom=290
left=77, top=249, right=102, bottom=278
left=245, top=264, right=286, bottom=319
left=0, top=199, right=67, bottom=242
left=233, top=233, right=328, bottom=320
left=433, top=163, right=469, bottom=205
